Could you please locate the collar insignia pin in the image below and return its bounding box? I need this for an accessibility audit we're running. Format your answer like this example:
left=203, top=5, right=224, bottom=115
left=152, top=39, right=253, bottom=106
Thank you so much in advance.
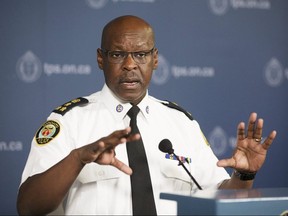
left=146, top=106, right=149, bottom=114
left=116, top=104, right=123, bottom=113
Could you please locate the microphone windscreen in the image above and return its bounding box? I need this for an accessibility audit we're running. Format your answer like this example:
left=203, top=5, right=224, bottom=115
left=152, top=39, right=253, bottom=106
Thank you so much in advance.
left=159, top=139, right=174, bottom=154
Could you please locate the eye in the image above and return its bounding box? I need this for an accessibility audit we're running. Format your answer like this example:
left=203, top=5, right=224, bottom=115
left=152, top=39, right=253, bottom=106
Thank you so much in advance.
left=109, top=51, right=126, bottom=59
left=133, top=52, right=147, bottom=59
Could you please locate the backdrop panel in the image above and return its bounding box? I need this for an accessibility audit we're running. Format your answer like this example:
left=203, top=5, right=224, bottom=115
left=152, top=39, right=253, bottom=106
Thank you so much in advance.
left=1, top=0, right=287, bottom=214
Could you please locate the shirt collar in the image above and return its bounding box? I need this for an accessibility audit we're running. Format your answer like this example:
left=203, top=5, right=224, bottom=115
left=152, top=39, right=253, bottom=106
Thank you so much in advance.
left=100, top=84, right=151, bottom=122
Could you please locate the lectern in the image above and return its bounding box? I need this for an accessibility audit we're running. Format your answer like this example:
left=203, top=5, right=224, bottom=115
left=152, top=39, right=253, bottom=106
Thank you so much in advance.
left=160, top=188, right=288, bottom=215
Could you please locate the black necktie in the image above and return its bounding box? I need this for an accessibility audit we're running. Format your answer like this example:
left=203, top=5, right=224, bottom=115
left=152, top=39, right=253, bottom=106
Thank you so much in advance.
left=126, top=105, right=157, bottom=215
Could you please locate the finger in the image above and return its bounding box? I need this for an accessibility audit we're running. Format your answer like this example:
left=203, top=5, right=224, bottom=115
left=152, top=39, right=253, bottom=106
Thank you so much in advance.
left=122, top=133, right=141, bottom=143
left=111, top=127, right=132, bottom=140
left=237, top=122, right=246, bottom=140
left=106, top=127, right=141, bottom=145
left=95, top=128, right=141, bottom=159
left=110, top=157, right=133, bottom=175
left=101, top=127, right=133, bottom=148
left=217, top=157, right=236, bottom=168
left=247, top=112, right=257, bottom=139
left=253, top=118, right=263, bottom=140
left=119, top=127, right=141, bottom=143
left=92, top=140, right=105, bottom=154
left=262, top=130, right=277, bottom=150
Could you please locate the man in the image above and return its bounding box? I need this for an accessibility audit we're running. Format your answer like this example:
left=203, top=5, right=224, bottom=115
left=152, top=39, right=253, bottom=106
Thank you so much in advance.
left=17, top=15, right=277, bottom=215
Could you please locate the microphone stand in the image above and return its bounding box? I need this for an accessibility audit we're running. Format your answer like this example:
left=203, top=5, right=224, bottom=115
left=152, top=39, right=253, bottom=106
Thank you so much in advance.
left=173, top=152, right=202, bottom=190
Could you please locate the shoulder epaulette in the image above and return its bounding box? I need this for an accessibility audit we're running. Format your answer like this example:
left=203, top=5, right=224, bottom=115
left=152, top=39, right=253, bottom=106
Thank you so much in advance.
left=53, top=97, right=89, bottom=116
left=161, top=100, right=193, bottom=120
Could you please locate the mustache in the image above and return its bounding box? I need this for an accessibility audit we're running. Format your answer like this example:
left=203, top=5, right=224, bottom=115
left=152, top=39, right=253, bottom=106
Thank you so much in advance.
left=118, top=72, right=142, bottom=83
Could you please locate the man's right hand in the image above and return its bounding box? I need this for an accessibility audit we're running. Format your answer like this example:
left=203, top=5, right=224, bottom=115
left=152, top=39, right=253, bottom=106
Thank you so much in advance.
left=76, top=127, right=140, bottom=175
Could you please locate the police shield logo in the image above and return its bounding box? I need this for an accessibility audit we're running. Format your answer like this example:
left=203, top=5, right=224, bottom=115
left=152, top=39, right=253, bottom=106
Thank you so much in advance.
left=209, top=0, right=229, bottom=16
left=152, top=54, right=170, bottom=85
left=16, top=51, right=42, bottom=83
left=86, top=0, right=108, bottom=9
left=35, top=120, right=60, bottom=145
left=264, top=58, right=283, bottom=87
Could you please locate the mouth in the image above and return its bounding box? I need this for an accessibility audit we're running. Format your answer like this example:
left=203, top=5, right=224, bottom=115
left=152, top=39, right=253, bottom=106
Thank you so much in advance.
left=120, top=78, right=140, bottom=89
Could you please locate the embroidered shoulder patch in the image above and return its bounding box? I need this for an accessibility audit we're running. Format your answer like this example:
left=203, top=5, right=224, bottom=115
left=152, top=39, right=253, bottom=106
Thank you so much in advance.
left=35, top=120, right=60, bottom=145
left=53, top=97, right=89, bottom=116
left=162, top=101, right=193, bottom=120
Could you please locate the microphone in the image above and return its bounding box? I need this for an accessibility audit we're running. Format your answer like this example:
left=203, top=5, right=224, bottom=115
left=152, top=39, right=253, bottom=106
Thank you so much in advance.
left=159, top=139, right=202, bottom=190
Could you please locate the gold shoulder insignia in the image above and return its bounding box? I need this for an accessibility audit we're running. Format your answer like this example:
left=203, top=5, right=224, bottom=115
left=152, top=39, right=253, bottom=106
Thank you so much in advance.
left=162, top=100, right=193, bottom=121
left=53, top=97, right=89, bottom=116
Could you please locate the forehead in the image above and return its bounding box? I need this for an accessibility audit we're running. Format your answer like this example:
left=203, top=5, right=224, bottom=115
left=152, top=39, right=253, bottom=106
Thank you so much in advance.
left=102, top=18, right=154, bottom=50
left=109, top=30, right=153, bottom=50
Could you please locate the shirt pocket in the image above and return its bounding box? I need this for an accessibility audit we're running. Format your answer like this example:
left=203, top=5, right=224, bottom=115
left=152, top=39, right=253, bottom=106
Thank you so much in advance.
left=77, top=163, right=121, bottom=184
left=159, top=158, right=193, bottom=191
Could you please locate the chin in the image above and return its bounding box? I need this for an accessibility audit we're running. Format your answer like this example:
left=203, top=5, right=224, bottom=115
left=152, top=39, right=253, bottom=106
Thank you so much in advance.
left=121, top=93, right=144, bottom=105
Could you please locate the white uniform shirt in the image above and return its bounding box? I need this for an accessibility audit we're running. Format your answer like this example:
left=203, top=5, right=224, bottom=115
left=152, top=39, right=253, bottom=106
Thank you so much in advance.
left=20, top=84, right=230, bottom=215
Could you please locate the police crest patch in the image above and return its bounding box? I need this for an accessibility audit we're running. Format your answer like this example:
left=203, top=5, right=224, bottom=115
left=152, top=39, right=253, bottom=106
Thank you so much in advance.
left=35, top=120, right=60, bottom=145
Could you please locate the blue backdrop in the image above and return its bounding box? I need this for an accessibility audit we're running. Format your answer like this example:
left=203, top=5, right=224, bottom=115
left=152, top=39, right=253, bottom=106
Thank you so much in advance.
left=1, top=0, right=288, bottom=214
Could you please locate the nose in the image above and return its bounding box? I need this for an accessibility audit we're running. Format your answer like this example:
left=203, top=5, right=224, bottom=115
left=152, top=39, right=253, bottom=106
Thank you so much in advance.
left=122, top=53, right=137, bottom=71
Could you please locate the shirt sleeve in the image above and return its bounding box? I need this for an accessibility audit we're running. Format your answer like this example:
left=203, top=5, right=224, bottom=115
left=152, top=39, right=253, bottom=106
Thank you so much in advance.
left=188, top=120, right=230, bottom=190
left=20, top=112, right=74, bottom=185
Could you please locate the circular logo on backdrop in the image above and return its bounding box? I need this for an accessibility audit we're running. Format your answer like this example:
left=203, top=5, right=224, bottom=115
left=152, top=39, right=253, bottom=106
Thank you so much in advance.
left=208, top=126, right=228, bottom=156
left=152, top=54, right=170, bottom=85
left=86, top=0, right=109, bottom=9
left=264, top=58, right=284, bottom=87
left=209, top=0, right=229, bottom=15
left=35, top=120, right=60, bottom=145
left=16, top=51, right=42, bottom=83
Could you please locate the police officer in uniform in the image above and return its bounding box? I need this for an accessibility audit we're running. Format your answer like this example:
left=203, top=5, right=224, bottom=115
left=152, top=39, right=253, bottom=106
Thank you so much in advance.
left=17, top=15, right=277, bottom=215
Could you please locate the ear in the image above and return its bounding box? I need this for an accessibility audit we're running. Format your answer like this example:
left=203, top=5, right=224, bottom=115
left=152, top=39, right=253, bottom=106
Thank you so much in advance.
left=153, top=48, right=158, bottom=70
left=97, top=48, right=104, bottom=70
